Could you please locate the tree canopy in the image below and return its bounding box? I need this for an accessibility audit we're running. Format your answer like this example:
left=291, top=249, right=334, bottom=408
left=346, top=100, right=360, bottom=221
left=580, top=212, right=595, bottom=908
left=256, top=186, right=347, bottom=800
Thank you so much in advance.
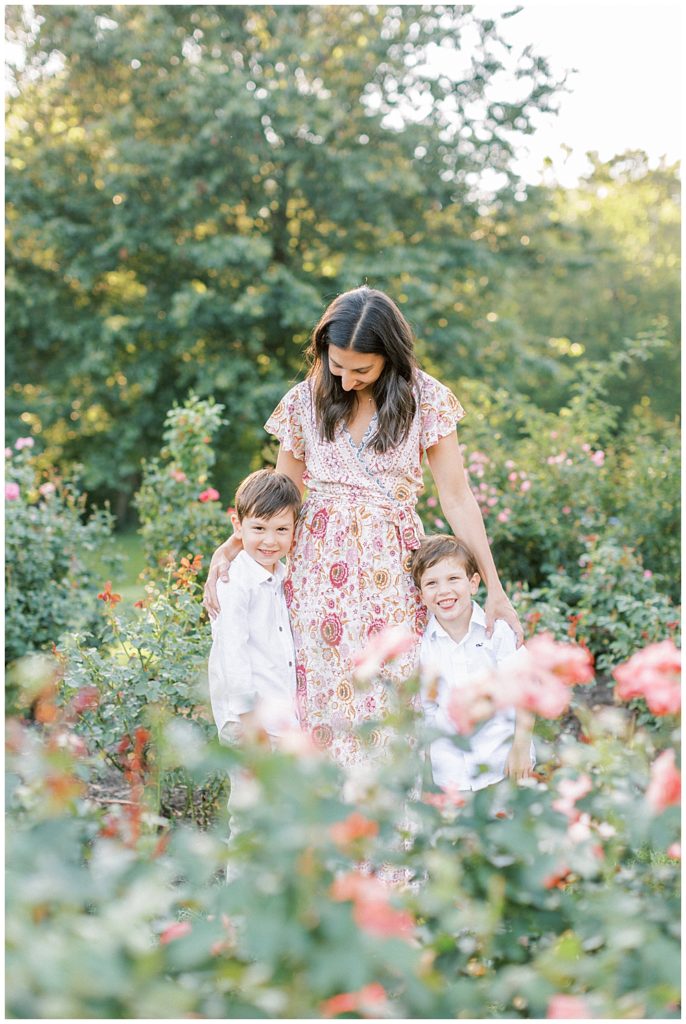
left=5, top=5, right=679, bottom=516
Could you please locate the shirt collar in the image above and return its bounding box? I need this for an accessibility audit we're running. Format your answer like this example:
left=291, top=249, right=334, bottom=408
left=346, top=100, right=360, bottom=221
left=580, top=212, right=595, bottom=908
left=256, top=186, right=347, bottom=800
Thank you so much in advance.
left=426, top=601, right=487, bottom=645
left=235, top=549, right=286, bottom=586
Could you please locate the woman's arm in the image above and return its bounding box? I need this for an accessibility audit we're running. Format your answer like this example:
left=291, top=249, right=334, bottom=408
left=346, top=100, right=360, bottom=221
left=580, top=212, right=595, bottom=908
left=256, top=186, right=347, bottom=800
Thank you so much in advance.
left=203, top=445, right=306, bottom=617
left=426, top=431, right=524, bottom=645
left=275, top=446, right=306, bottom=494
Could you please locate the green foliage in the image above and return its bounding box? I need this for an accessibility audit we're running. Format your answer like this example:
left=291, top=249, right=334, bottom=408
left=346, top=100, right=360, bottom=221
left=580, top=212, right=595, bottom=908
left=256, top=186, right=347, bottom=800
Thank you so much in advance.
left=5, top=650, right=681, bottom=1019
left=486, top=153, right=681, bottom=420
left=4, top=437, right=117, bottom=674
left=419, top=352, right=680, bottom=605
left=134, top=392, right=229, bottom=576
left=513, top=536, right=680, bottom=674
left=58, top=558, right=212, bottom=761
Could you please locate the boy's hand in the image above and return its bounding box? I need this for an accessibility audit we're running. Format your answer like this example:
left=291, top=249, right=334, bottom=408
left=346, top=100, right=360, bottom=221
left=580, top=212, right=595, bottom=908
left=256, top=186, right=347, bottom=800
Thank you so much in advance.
left=504, top=742, right=534, bottom=781
left=237, top=709, right=270, bottom=745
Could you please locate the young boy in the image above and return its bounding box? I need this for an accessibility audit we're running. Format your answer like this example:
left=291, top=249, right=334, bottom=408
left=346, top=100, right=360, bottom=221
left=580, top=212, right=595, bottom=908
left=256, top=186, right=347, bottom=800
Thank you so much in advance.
left=208, top=468, right=302, bottom=746
left=411, top=535, right=535, bottom=793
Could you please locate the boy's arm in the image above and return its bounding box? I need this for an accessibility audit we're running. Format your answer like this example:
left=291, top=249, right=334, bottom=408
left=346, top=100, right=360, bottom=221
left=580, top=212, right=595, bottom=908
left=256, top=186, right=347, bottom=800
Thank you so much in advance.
left=209, top=581, right=257, bottom=735
left=504, top=708, right=535, bottom=779
left=492, top=621, right=535, bottom=780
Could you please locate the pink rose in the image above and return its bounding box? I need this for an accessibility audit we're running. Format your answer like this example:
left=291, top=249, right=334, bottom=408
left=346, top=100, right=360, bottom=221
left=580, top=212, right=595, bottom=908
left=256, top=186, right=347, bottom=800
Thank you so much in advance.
left=497, top=510, right=510, bottom=523
left=159, top=920, right=192, bottom=945
left=39, top=482, right=56, bottom=497
left=508, top=471, right=517, bottom=482
left=5, top=482, right=20, bottom=501
left=353, top=625, right=415, bottom=681
left=547, top=994, right=592, bottom=1019
left=646, top=748, right=681, bottom=814
left=5, top=448, right=12, bottom=459
left=590, top=449, right=605, bottom=466
left=15, top=436, right=34, bottom=450
left=552, top=774, right=593, bottom=820
left=526, top=632, right=595, bottom=687
left=426, top=496, right=438, bottom=508
left=613, top=640, right=680, bottom=716
left=198, top=487, right=219, bottom=502
left=667, top=842, right=681, bottom=860
left=170, top=468, right=187, bottom=483
left=643, top=569, right=653, bottom=579
left=520, top=479, right=532, bottom=492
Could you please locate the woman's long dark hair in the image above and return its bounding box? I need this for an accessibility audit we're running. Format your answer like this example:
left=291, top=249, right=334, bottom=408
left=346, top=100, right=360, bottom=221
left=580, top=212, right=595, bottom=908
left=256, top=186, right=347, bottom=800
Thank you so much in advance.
left=306, top=286, right=417, bottom=452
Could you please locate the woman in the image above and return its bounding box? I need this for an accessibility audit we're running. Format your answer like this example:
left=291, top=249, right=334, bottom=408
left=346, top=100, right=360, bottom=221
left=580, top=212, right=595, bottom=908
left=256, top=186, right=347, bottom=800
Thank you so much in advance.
left=204, top=286, right=522, bottom=766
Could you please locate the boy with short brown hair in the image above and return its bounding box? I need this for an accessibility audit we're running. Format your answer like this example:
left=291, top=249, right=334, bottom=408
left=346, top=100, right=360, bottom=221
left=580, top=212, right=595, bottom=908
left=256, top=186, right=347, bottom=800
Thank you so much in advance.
left=412, top=535, right=535, bottom=791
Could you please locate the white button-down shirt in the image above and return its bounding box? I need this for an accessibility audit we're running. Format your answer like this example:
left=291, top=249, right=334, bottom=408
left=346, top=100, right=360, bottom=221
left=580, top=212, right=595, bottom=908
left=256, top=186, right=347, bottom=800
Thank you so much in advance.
left=419, top=602, right=535, bottom=791
left=208, top=550, right=299, bottom=740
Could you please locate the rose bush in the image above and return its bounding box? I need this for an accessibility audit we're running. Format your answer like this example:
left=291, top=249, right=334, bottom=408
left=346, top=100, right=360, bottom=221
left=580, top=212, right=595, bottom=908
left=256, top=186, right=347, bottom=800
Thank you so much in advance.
left=6, top=633, right=680, bottom=1019
left=134, top=393, right=230, bottom=578
left=4, top=435, right=117, bottom=676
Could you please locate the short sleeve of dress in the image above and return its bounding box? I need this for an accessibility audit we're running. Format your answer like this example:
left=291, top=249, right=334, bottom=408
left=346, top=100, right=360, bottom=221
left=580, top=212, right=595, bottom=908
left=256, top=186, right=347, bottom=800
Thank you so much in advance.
left=418, top=372, right=466, bottom=451
left=264, top=383, right=306, bottom=461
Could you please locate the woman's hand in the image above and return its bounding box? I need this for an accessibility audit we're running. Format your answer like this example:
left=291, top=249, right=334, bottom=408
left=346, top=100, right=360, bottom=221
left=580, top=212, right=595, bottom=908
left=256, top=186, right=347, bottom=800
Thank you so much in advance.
left=203, top=535, right=243, bottom=618
left=484, top=588, right=524, bottom=647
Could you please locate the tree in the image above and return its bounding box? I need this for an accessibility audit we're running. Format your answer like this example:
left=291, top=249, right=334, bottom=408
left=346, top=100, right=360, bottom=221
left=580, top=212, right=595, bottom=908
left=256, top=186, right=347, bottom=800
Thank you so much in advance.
left=480, top=152, right=681, bottom=422
left=6, top=4, right=562, bottom=515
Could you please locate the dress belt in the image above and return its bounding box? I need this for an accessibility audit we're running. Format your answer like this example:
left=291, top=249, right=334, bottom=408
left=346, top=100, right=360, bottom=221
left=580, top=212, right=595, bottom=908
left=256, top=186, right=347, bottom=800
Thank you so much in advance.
left=304, top=483, right=422, bottom=553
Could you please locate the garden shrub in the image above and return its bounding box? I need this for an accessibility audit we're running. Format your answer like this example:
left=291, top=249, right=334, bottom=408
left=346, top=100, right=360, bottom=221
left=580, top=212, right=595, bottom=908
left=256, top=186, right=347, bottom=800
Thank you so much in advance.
left=4, top=436, right=116, bottom=674
left=5, top=637, right=680, bottom=1019
left=57, top=552, right=223, bottom=822
left=134, top=393, right=231, bottom=578
left=421, top=355, right=679, bottom=598
left=512, top=535, right=680, bottom=674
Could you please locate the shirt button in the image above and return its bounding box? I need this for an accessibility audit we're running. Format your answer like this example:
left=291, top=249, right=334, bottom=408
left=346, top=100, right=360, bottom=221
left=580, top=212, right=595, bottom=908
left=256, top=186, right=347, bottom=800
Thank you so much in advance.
left=279, top=626, right=283, bottom=631
left=289, top=661, right=293, bottom=667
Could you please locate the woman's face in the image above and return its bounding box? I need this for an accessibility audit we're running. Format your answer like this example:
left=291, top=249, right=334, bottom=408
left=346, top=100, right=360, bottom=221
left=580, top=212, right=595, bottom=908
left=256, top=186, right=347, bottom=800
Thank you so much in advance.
left=327, top=345, right=386, bottom=393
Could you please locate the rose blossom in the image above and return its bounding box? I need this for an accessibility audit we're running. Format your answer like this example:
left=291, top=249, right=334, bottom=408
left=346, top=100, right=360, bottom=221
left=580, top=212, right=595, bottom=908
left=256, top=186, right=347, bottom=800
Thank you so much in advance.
left=353, top=625, right=415, bottom=681
left=5, top=482, right=20, bottom=501
left=321, top=983, right=388, bottom=1019
left=547, top=994, right=592, bottom=1018
left=646, top=748, right=681, bottom=814
left=198, top=487, right=219, bottom=502
left=613, top=639, right=680, bottom=716
left=39, top=482, right=56, bottom=497
left=590, top=449, right=605, bottom=466
left=552, top=774, right=593, bottom=820
left=525, top=632, right=594, bottom=687
left=15, top=436, right=34, bottom=450
left=159, top=920, right=192, bottom=944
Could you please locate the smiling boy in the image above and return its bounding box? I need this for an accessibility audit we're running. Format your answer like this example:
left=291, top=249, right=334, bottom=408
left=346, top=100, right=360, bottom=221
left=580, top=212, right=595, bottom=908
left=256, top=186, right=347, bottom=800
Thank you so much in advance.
left=411, top=535, right=535, bottom=792
left=208, top=469, right=302, bottom=744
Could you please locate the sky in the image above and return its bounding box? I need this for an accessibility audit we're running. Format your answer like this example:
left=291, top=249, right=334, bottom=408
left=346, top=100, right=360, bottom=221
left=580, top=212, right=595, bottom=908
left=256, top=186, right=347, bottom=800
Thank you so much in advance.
left=478, top=2, right=682, bottom=185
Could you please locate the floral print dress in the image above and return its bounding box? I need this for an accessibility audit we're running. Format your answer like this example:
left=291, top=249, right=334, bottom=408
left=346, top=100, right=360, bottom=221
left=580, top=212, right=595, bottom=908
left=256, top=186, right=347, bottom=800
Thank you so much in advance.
left=264, top=369, right=465, bottom=766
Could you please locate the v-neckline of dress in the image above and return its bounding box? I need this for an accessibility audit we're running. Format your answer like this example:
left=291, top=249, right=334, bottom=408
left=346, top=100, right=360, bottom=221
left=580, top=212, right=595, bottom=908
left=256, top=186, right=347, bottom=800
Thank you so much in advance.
left=344, top=411, right=377, bottom=450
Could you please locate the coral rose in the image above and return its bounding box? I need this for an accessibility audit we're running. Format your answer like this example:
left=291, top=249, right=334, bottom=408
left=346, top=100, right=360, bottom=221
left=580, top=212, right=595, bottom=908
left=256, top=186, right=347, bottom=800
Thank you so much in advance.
left=646, top=748, right=681, bottom=814
left=613, top=639, right=681, bottom=716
